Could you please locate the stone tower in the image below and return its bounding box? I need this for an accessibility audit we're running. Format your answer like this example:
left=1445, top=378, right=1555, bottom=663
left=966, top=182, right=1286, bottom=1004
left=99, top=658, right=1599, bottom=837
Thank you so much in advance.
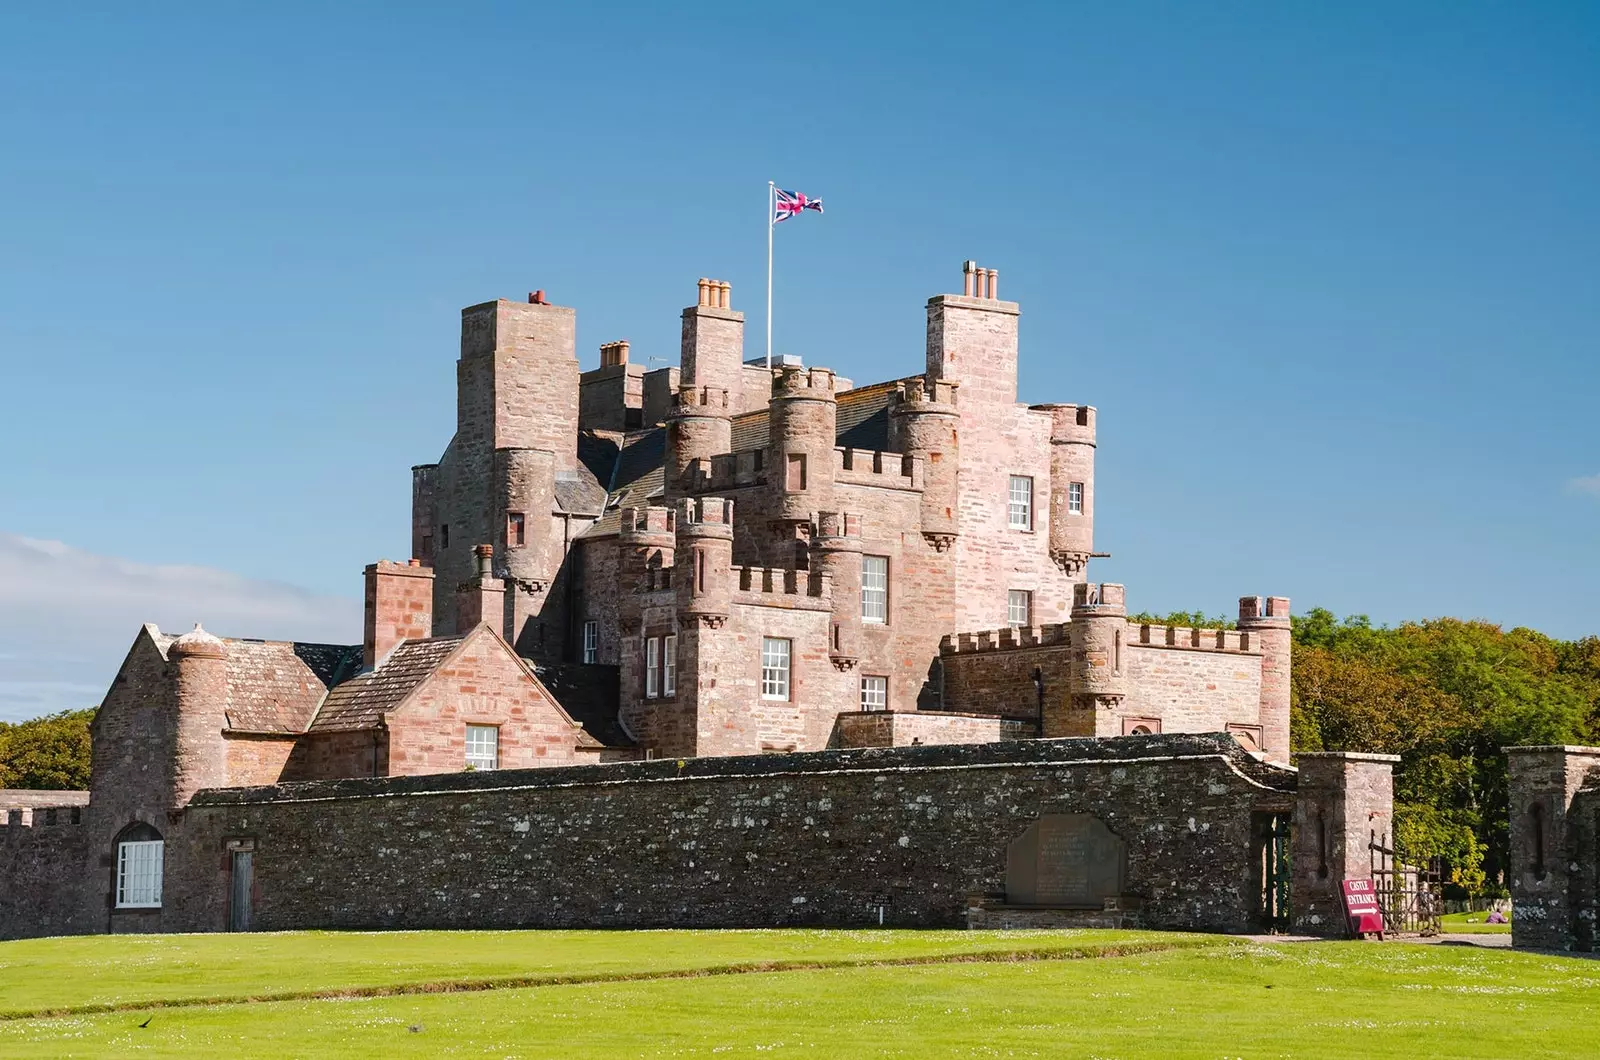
left=812, top=511, right=864, bottom=670
left=416, top=293, right=579, bottom=661
left=888, top=376, right=961, bottom=552
left=674, top=496, right=744, bottom=756
left=1239, top=596, right=1291, bottom=764
left=1044, top=404, right=1095, bottom=577
left=1055, top=583, right=1128, bottom=737
left=665, top=384, right=731, bottom=499
left=169, top=624, right=229, bottom=807
left=767, top=366, right=838, bottom=533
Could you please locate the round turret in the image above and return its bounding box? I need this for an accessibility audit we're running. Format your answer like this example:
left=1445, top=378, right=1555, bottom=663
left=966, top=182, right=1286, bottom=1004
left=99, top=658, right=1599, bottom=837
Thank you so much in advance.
left=811, top=511, right=865, bottom=669
left=767, top=366, right=837, bottom=525
left=1040, top=403, right=1095, bottom=576
left=170, top=623, right=227, bottom=660
left=666, top=384, right=731, bottom=498
left=619, top=506, right=677, bottom=591
left=889, top=376, right=960, bottom=551
left=169, top=623, right=230, bottom=807
left=675, top=496, right=735, bottom=625
left=1239, top=596, right=1292, bottom=764
left=1067, top=583, right=1127, bottom=717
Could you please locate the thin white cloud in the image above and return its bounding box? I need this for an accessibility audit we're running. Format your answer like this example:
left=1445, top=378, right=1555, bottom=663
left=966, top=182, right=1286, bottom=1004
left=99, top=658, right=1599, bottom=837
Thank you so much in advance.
left=1569, top=474, right=1600, bottom=498
left=0, top=534, right=359, bottom=723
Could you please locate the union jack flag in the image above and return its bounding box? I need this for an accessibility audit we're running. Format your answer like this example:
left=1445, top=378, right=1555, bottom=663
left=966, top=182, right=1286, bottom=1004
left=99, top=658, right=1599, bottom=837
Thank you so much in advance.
left=773, top=187, right=823, bottom=223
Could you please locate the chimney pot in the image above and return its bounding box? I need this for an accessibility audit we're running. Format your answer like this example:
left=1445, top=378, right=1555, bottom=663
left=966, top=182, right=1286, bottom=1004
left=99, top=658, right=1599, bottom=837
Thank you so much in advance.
left=529, top=289, right=547, bottom=305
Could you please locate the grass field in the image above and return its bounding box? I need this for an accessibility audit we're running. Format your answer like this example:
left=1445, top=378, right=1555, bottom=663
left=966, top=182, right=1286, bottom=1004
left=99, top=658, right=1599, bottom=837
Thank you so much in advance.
left=0, top=929, right=1592, bottom=1058
left=1440, top=910, right=1513, bottom=934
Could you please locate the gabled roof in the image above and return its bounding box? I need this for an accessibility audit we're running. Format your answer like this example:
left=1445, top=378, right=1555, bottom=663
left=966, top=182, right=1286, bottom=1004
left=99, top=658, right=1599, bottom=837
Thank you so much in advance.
left=152, top=630, right=362, bottom=735
left=307, top=636, right=465, bottom=733
left=304, top=627, right=607, bottom=750
left=581, top=376, right=912, bottom=538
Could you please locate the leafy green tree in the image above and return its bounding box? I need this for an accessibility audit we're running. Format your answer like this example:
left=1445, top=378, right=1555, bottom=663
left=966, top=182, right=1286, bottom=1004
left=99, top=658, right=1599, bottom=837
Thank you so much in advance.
left=0, top=708, right=95, bottom=790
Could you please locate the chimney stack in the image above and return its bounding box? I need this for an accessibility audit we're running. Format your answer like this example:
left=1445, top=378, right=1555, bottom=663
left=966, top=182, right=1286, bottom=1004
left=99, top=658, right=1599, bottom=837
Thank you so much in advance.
left=363, top=560, right=435, bottom=668
left=457, top=544, right=506, bottom=634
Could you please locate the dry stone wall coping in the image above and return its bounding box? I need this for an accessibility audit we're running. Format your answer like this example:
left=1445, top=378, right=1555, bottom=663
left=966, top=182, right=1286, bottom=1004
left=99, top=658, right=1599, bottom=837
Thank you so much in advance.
left=189, top=731, right=1297, bottom=807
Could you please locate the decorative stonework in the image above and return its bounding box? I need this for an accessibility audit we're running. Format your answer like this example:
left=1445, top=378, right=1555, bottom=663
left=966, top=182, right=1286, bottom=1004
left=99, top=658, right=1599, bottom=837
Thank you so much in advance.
left=697, top=615, right=727, bottom=629
left=830, top=656, right=859, bottom=672
left=923, top=532, right=956, bottom=552
left=1050, top=550, right=1090, bottom=576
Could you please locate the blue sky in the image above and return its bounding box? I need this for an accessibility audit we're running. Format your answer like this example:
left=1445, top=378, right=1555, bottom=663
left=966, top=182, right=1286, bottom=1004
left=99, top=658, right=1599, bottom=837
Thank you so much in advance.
left=0, top=4, right=1595, bottom=720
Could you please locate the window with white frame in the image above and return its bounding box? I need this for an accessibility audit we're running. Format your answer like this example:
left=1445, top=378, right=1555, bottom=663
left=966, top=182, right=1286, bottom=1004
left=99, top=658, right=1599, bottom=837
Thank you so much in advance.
left=761, top=637, right=791, bottom=700
left=860, top=675, right=888, bottom=711
left=1068, top=481, right=1084, bottom=515
left=582, top=620, right=598, bottom=664
left=1007, top=589, right=1033, bottom=627
left=465, top=724, right=499, bottom=770
left=115, top=824, right=163, bottom=909
left=663, top=634, right=677, bottom=695
left=646, top=636, right=661, bottom=698
left=861, top=555, right=888, bottom=624
left=1008, top=476, right=1033, bottom=530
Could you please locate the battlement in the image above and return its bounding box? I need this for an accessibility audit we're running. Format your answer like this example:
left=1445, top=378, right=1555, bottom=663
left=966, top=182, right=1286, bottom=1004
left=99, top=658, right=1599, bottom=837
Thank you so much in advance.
left=679, top=495, right=734, bottom=527
left=1035, top=403, right=1096, bottom=444
left=889, top=376, right=960, bottom=410
left=695, top=278, right=732, bottom=310
left=1239, top=595, right=1292, bottom=625
left=619, top=505, right=676, bottom=537
left=1129, top=622, right=1259, bottom=654
left=4, top=805, right=84, bottom=829
left=815, top=511, right=863, bottom=539
left=1072, top=582, right=1127, bottom=614
left=671, top=384, right=731, bottom=416
left=733, top=564, right=829, bottom=605
left=834, top=447, right=922, bottom=491
left=696, top=449, right=765, bottom=491
left=771, top=365, right=837, bottom=400
left=940, top=624, right=1071, bottom=655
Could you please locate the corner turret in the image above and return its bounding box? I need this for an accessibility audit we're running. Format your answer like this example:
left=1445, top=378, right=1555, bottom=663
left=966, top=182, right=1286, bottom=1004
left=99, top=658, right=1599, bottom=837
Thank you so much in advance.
left=888, top=375, right=961, bottom=552
left=1238, top=595, right=1291, bottom=764
left=1060, top=583, right=1128, bottom=733
left=812, top=511, right=864, bottom=670
left=170, top=624, right=229, bottom=807
left=1041, top=403, right=1095, bottom=576
left=767, top=365, right=838, bottom=530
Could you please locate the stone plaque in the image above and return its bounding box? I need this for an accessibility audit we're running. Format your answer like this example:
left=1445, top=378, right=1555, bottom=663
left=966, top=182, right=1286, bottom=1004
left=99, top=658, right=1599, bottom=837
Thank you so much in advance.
left=1005, top=814, right=1126, bottom=907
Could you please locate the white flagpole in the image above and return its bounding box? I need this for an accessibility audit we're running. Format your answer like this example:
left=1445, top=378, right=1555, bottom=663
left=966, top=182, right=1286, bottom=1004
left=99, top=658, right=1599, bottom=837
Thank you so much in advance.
left=766, top=181, right=775, bottom=369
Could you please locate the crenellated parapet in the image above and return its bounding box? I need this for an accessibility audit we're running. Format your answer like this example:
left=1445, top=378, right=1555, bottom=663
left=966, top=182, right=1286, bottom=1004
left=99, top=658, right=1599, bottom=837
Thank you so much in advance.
left=834, top=447, right=921, bottom=491
left=733, top=565, right=830, bottom=609
left=1129, top=623, right=1259, bottom=654
left=940, top=624, right=1071, bottom=654
left=620, top=505, right=677, bottom=594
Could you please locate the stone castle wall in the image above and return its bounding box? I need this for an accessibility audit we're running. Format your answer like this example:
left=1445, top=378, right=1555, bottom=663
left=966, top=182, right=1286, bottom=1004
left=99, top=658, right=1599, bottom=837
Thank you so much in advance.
left=154, top=734, right=1295, bottom=935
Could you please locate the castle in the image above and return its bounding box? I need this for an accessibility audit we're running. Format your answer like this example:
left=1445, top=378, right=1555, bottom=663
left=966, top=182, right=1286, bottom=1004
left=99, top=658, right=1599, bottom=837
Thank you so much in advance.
left=1, top=261, right=1322, bottom=940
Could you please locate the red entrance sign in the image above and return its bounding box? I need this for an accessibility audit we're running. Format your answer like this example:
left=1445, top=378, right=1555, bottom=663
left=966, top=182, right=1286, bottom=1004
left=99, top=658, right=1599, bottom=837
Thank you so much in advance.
left=1342, top=878, right=1386, bottom=937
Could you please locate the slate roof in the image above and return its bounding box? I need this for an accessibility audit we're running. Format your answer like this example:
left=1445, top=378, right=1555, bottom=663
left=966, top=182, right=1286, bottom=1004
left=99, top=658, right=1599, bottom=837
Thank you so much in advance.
left=533, top=663, right=633, bottom=748
left=307, top=636, right=466, bottom=733
left=581, top=377, right=911, bottom=538
left=154, top=632, right=362, bottom=735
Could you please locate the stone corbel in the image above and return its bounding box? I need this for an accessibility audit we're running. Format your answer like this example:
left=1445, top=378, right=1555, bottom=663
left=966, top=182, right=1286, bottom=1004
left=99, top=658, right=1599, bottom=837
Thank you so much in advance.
left=1050, top=550, right=1090, bottom=577
left=923, top=532, right=956, bottom=553
left=830, top=655, right=859, bottom=672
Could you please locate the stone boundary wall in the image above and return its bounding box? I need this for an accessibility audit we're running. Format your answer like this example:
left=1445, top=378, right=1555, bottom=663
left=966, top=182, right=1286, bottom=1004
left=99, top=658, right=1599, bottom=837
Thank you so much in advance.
left=169, top=734, right=1295, bottom=935
left=1508, top=746, right=1600, bottom=951
left=0, top=810, right=92, bottom=939
left=832, top=711, right=1036, bottom=748
left=0, top=789, right=90, bottom=815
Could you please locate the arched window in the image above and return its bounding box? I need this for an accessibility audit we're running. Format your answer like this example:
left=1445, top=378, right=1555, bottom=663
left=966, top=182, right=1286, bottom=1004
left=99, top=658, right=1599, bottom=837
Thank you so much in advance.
left=115, top=822, right=164, bottom=909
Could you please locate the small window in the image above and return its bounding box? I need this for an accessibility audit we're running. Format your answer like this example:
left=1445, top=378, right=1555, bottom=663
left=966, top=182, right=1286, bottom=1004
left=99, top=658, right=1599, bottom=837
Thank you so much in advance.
left=786, top=453, right=807, bottom=491
left=1068, top=481, right=1084, bottom=515
left=1122, top=716, right=1162, bottom=736
left=646, top=636, right=661, bottom=698
left=1007, top=590, right=1032, bottom=627
left=508, top=511, right=526, bottom=547
left=465, top=725, right=499, bottom=770
left=582, top=620, right=598, bottom=664
left=860, top=675, right=888, bottom=711
left=441, top=523, right=450, bottom=549
left=115, top=824, right=164, bottom=909
left=421, top=534, right=434, bottom=562
left=861, top=555, right=889, bottom=624
left=663, top=634, right=677, bottom=695
left=1008, top=476, right=1033, bottom=530
left=761, top=637, right=791, bottom=700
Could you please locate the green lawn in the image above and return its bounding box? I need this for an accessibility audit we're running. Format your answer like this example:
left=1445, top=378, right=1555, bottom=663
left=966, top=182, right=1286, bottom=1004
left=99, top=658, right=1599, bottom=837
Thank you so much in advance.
left=1, top=929, right=1592, bottom=1058
left=1441, top=911, right=1513, bottom=934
